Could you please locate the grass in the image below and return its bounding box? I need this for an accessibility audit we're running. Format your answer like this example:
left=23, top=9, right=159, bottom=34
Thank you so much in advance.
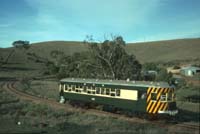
left=0, top=81, right=199, bottom=134
left=177, top=101, right=200, bottom=113
left=126, top=38, right=200, bottom=63
left=0, top=90, right=169, bottom=134
left=16, top=79, right=59, bottom=100
left=1, top=38, right=200, bottom=65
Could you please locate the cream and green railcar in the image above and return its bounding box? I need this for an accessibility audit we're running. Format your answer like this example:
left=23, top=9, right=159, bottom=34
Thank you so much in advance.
left=59, top=78, right=178, bottom=116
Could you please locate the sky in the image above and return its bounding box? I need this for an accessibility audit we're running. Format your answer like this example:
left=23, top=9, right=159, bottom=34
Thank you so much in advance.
left=0, top=0, right=200, bottom=48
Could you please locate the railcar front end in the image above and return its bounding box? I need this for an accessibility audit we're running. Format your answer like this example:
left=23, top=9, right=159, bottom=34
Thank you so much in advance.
left=146, top=87, right=178, bottom=116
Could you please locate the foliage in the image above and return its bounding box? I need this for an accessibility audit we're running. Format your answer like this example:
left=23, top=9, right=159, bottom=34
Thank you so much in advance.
left=50, top=50, right=64, bottom=66
left=142, top=62, right=160, bottom=72
left=12, top=40, right=30, bottom=49
left=51, top=36, right=142, bottom=80
left=155, top=68, right=173, bottom=82
left=176, top=84, right=200, bottom=103
left=83, top=36, right=142, bottom=80
left=142, top=62, right=172, bottom=82
left=19, top=77, right=32, bottom=90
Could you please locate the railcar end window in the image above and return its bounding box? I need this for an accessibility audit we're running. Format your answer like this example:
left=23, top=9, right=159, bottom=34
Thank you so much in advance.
left=160, top=94, right=166, bottom=101
left=167, top=91, right=172, bottom=101
left=151, top=93, right=157, bottom=101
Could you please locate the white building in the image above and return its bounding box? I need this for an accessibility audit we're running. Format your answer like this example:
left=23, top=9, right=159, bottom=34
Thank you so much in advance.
left=180, top=66, right=200, bottom=76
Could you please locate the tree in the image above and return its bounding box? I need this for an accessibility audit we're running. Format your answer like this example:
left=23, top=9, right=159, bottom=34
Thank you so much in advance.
left=12, top=40, right=30, bottom=49
left=50, top=50, right=64, bottom=67
left=84, top=36, right=142, bottom=80
left=155, top=68, right=173, bottom=82
left=50, top=36, right=141, bottom=80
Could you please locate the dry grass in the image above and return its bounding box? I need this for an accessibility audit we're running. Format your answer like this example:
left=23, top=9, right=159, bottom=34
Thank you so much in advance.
left=1, top=38, right=200, bottom=65
left=126, top=38, right=200, bottom=63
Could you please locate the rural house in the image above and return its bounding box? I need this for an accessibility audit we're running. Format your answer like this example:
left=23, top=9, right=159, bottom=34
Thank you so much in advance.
left=180, top=66, right=200, bottom=76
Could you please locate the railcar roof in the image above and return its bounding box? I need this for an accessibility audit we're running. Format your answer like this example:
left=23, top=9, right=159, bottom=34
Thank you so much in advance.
left=60, top=78, right=171, bottom=88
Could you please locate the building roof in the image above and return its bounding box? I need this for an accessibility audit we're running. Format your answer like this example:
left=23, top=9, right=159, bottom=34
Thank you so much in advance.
left=181, top=66, right=200, bottom=71
left=60, top=78, right=171, bottom=88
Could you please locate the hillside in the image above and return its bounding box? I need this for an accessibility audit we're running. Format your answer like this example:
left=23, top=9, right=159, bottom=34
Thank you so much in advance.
left=126, top=38, right=200, bottom=63
left=0, top=38, right=200, bottom=65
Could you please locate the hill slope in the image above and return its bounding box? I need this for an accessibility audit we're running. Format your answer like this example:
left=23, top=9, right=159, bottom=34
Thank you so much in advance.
left=126, top=38, right=200, bottom=63
left=0, top=38, right=200, bottom=64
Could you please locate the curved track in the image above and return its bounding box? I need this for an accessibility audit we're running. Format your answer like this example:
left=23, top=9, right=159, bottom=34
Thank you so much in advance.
left=1, top=81, right=147, bottom=124
left=1, top=81, right=200, bottom=132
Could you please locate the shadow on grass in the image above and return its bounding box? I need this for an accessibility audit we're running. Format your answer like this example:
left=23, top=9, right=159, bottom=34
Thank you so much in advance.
left=0, top=66, right=36, bottom=72
left=57, top=122, right=93, bottom=134
left=0, top=77, right=17, bottom=81
left=176, top=108, right=200, bottom=122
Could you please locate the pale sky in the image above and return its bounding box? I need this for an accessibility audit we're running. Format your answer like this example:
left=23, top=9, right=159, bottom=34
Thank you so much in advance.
left=0, top=0, right=200, bottom=47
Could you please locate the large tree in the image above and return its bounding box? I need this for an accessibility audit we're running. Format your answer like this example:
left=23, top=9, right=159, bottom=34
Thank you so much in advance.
left=83, top=36, right=142, bottom=80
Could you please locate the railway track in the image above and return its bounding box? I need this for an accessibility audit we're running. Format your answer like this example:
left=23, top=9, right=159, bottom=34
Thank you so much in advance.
left=1, top=81, right=148, bottom=124
left=175, top=123, right=200, bottom=130
left=1, top=80, right=199, bottom=132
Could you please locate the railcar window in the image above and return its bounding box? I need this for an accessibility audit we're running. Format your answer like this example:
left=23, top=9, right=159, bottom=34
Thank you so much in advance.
left=68, top=84, right=72, bottom=91
left=111, top=88, right=115, bottom=92
left=116, top=89, right=120, bottom=96
left=101, top=88, right=105, bottom=95
left=110, top=88, right=116, bottom=97
left=91, top=88, right=95, bottom=94
left=110, top=93, right=115, bottom=96
left=141, top=93, right=147, bottom=99
left=87, top=90, right=91, bottom=94
left=72, top=85, right=75, bottom=91
left=167, top=91, right=172, bottom=101
left=96, top=87, right=100, bottom=94
left=83, top=86, right=87, bottom=92
left=64, top=84, right=68, bottom=91
left=106, top=88, right=110, bottom=95
left=75, top=85, right=79, bottom=92
left=160, top=94, right=166, bottom=101
left=151, top=93, right=157, bottom=101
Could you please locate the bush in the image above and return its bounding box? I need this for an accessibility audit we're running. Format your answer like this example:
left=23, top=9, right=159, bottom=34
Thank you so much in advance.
left=19, top=77, right=32, bottom=91
left=176, top=84, right=200, bottom=102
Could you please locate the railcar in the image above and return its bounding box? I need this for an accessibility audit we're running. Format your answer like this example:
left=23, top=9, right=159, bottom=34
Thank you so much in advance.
left=59, top=78, right=178, bottom=116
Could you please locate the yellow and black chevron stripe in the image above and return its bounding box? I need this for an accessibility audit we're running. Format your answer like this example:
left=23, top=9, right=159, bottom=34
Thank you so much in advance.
left=146, top=87, right=170, bottom=114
